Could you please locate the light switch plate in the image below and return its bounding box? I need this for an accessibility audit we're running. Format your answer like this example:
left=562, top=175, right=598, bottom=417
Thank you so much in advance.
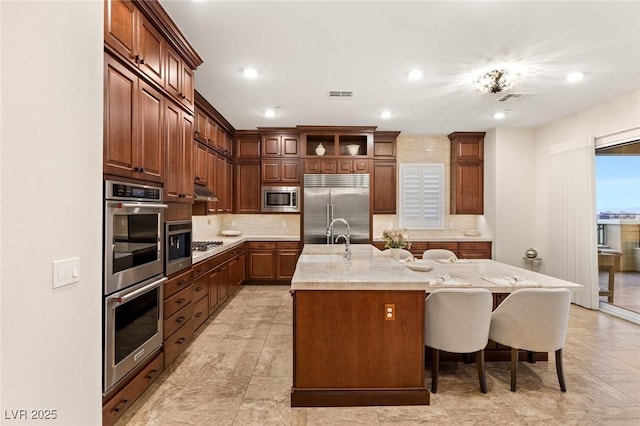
left=52, top=257, right=80, bottom=288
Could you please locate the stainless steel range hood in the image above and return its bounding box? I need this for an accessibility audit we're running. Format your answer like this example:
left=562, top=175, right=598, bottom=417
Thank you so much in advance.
left=194, top=183, right=218, bottom=201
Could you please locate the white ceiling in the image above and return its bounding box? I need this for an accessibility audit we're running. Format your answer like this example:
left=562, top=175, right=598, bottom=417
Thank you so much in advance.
left=160, top=0, right=640, bottom=134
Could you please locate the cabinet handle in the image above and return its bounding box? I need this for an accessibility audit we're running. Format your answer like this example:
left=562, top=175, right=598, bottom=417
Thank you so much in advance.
left=139, top=167, right=144, bottom=173
left=145, top=368, right=159, bottom=380
left=134, top=54, right=140, bottom=63
left=195, top=286, right=202, bottom=291
left=176, top=316, right=186, bottom=323
left=176, top=298, right=186, bottom=305
left=194, top=312, right=202, bottom=318
left=134, top=166, right=140, bottom=172
left=195, top=177, right=201, bottom=181
left=176, top=337, right=186, bottom=344
left=178, top=279, right=186, bottom=286
left=139, top=58, right=145, bottom=65
left=112, top=399, right=129, bottom=413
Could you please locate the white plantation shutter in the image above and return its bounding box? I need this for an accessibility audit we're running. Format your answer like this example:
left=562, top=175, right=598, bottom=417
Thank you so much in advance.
left=399, top=164, right=444, bottom=229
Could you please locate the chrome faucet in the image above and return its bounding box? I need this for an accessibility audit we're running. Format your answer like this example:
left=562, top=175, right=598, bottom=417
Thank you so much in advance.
left=327, top=218, right=351, bottom=259
left=335, top=234, right=352, bottom=260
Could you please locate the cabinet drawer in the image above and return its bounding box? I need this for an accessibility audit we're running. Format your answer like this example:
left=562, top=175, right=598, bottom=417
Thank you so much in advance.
left=458, top=250, right=490, bottom=260
left=163, top=302, right=193, bottom=339
left=192, top=274, right=209, bottom=300
left=163, top=319, right=193, bottom=367
left=458, top=242, right=491, bottom=250
left=192, top=258, right=214, bottom=278
left=102, top=352, right=163, bottom=426
left=247, top=241, right=277, bottom=250
left=192, top=295, right=209, bottom=331
left=164, top=269, right=193, bottom=299
left=163, top=285, right=193, bottom=319
left=277, top=241, right=300, bottom=250
left=428, top=242, right=458, bottom=251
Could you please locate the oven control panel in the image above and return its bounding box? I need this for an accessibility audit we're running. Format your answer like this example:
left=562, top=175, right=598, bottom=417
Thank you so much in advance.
left=105, top=180, right=162, bottom=201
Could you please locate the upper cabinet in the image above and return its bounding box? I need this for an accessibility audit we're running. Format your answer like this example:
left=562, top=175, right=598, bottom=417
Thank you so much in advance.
left=104, top=0, right=203, bottom=186
left=235, top=131, right=261, bottom=160
left=194, top=91, right=234, bottom=158
left=448, top=131, right=485, bottom=215
left=300, top=126, right=374, bottom=159
left=260, top=133, right=300, bottom=157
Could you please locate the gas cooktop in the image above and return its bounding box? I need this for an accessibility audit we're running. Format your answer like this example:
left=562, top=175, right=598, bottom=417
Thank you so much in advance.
left=192, top=241, right=223, bottom=252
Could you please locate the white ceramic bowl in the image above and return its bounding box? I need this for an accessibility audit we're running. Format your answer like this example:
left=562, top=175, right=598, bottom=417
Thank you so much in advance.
left=405, top=261, right=433, bottom=272
left=346, top=144, right=359, bottom=156
left=221, top=230, right=242, bottom=236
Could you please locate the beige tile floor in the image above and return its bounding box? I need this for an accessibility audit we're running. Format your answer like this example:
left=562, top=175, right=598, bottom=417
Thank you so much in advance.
left=117, top=285, right=640, bottom=426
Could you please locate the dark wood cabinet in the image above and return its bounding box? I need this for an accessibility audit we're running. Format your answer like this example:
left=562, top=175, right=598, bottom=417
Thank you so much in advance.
left=247, top=241, right=299, bottom=283
left=235, top=132, right=261, bottom=159
left=164, top=45, right=194, bottom=112
left=372, top=160, right=396, bottom=213
left=449, top=132, right=484, bottom=214
left=373, top=131, right=399, bottom=158
left=337, top=159, right=369, bottom=174
left=458, top=242, right=492, bottom=259
left=374, top=241, right=492, bottom=260
left=193, top=142, right=208, bottom=186
left=261, top=159, right=300, bottom=183
left=303, top=159, right=337, bottom=174
left=300, top=126, right=375, bottom=158
left=164, top=103, right=193, bottom=203
left=104, top=54, right=164, bottom=184
left=235, top=161, right=261, bottom=213
left=261, top=134, right=299, bottom=157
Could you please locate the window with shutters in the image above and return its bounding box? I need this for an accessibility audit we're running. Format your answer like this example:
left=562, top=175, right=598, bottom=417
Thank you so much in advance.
left=399, top=163, right=445, bottom=229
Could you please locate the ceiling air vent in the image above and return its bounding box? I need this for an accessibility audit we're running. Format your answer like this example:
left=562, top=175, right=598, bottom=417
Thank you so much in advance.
left=328, top=90, right=354, bottom=100
left=496, top=93, right=534, bottom=103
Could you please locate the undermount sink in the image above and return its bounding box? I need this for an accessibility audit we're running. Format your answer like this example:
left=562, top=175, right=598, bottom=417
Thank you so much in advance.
left=298, top=254, right=345, bottom=263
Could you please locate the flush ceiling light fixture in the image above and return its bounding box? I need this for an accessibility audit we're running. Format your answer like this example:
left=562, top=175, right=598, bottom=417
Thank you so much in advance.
left=380, top=110, right=392, bottom=119
left=474, top=68, right=521, bottom=94
left=242, top=67, right=259, bottom=79
left=565, top=71, right=585, bottom=83
left=493, top=111, right=507, bottom=119
left=263, top=109, right=276, bottom=117
left=408, top=69, right=424, bottom=80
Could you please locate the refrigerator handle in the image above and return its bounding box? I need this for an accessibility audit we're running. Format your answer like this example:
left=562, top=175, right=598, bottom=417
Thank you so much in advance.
left=326, top=204, right=331, bottom=244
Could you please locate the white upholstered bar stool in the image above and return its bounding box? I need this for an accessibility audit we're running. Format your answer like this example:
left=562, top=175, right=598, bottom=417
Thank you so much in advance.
left=422, top=249, right=457, bottom=260
left=424, top=288, right=493, bottom=393
left=489, top=288, right=571, bottom=392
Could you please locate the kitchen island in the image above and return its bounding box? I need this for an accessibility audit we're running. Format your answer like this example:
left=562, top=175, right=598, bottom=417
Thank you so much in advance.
left=290, top=244, right=582, bottom=407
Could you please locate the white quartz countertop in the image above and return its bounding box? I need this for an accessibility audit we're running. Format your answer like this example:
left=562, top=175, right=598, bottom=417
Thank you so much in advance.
left=372, top=236, right=493, bottom=243
left=192, top=235, right=299, bottom=264
left=291, top=244, right=583, bottom=293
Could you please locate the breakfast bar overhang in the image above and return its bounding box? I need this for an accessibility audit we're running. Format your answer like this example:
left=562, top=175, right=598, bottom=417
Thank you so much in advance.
left=290, top=244, right=582, bottom=407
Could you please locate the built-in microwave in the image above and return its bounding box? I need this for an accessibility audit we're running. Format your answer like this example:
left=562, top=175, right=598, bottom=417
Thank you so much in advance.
left=262, top=186, right=299, bottom=213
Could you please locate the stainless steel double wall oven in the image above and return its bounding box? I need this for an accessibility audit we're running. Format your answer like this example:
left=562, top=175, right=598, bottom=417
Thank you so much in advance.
left=103, top=180, right=167, bottom=393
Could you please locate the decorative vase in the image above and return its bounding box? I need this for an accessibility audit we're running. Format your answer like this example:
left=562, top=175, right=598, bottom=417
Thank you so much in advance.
left=315, top=143, right=326, bottom=156
left=390, top=248, right=401, bottom=260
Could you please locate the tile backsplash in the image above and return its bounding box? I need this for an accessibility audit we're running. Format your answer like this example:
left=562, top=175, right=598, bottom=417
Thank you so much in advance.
left=192, top=214, right=300, bottom=240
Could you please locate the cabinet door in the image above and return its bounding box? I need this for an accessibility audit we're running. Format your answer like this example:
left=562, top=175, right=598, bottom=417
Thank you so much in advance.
left=248, top=251, right=276, bottom=280
left=138, top=14, right=164, bottom=86
left=215, top=154, right=226, bottom=212
left=236, top=134, right=260, bottom=159
left=104, top=55, right=137, bottom=179
left=281, top=160, right=300, bottom=183
left=165, top=47, right=181, bottom=100
left=104, top=0, right=137, bottom=63
left=262, top=136, right=281, bottom=157
left=216, top=127, right=226, bottom=152
left=337, top=159, right=353, bottom=174
left=181, top=65, right=195, bottom=111
left=194, top=110, right=207, bottom=141
left=261, top=160, right=282, bottom=182
left=225, top=158, right=233, bottom=212
left=453, top=162, right=483, bottom=214
left=138, top=81, right=164, bottom=183
left=277, top=250, right=299, bottom=280
left=373, top=161, right=396, bottom=214
left=353, top=159, right=369, bottom=173
left=217, top=265, right=228, bottom=304
left=321, top=160, right=337, bottom=174
left=194, top=143, right=208, bottom=186
left=206, top=150, right=217, bottom=213
left=454, top=137, right=483, bottom=161
left=282, top=136, right=299, bottom=157
left=236, top=162, right=261, bottom=213
left=164, top=102, right=181, bottom=201
left=208, top=268, right=220, bottom=314
left=180, top=113, right=194, bottom=203
left=304, top=159, right=321, bottom=174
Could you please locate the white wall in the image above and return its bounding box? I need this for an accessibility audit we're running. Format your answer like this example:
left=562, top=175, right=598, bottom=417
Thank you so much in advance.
left=1, top=2, right=103, bottom=425
left=534, top=90, right=640, bottom=263
left=489, top=128, right=538, bottom=268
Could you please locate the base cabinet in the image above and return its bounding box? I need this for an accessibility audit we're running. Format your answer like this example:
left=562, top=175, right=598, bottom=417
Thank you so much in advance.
left=373, top=241, right=492, bottom=260
left=247, top=241, right=300, bottom=283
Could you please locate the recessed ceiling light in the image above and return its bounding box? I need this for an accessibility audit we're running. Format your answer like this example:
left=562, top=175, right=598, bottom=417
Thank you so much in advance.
left=264, top=109, right=276, bottom=118
left=493, top=111, right=507, bottom=119
left=380, top=110, right=392, bottom=119
left=565, top=71, right=584, bottom=83
left=242, top=68, right=259, bottom=79
left=408, top=69, right=424, bottom=80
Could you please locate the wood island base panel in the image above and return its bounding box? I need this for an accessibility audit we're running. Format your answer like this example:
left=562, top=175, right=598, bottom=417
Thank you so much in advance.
left=292, top=290, right=430, bottom=407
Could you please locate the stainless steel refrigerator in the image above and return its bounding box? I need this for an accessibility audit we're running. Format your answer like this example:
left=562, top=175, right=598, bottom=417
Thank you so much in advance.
left=303, top=174, right=370, bottom=244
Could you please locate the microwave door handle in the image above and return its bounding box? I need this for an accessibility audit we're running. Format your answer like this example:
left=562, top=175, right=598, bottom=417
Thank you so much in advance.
left=109, top=277, right=167, bottom=304
left=108, top=202, right=169, bottom=209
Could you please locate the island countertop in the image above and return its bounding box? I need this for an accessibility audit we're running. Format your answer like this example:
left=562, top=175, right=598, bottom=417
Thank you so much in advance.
left=291, top=244, right=583, bottom=293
